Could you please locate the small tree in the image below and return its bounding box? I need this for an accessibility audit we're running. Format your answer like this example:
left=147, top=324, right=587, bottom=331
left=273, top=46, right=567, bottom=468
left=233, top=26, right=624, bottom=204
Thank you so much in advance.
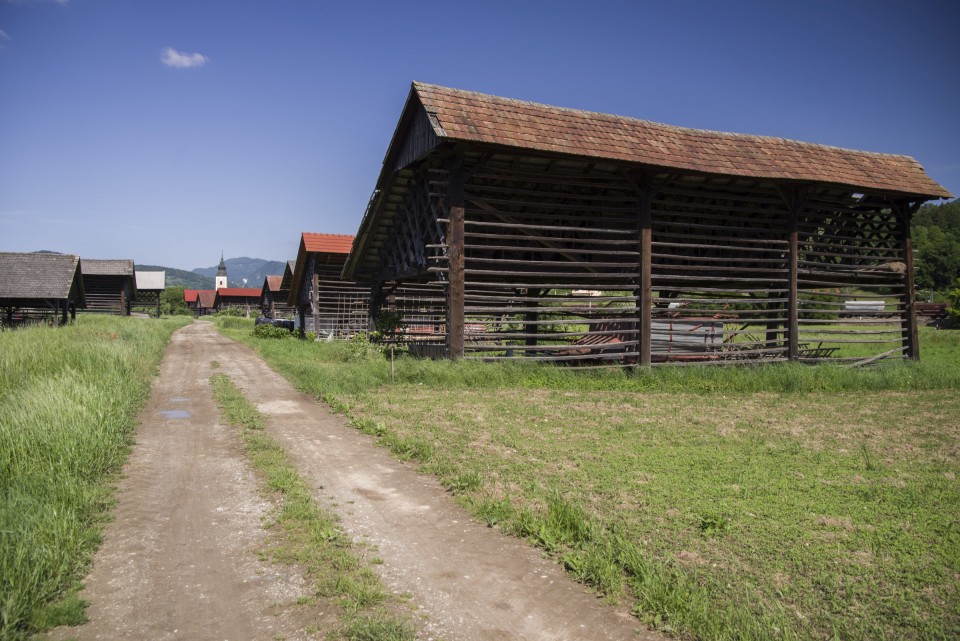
left=160, top=286, right=192, bottom=316
left=373, top=309, right=406, bottom=341
left=948, top=278, right=960, bottom=324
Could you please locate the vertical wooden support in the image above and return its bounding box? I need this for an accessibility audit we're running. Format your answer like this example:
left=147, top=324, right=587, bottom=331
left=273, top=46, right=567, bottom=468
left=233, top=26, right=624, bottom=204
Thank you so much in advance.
left=368, top=282, right=381, bottom=332
left=788, top=204, right=799, bottom=360
left=899, top=201, right=920, bottom=361
left=446, top=169, right=466, bottom=360
left=312, top=271, right=320, bottom=338
left=298, top=306, right=306, bottom=338
left=638, top=191, right=653, bottom=366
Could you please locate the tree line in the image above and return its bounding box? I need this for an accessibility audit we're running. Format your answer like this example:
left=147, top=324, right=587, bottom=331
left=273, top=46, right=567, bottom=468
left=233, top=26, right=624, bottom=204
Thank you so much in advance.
left=913, top=198, right=960, bottom=297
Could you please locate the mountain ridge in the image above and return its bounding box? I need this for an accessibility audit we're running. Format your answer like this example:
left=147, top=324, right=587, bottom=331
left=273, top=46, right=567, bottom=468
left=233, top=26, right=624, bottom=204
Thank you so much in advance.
left=191, top=257, right=287, bottom=289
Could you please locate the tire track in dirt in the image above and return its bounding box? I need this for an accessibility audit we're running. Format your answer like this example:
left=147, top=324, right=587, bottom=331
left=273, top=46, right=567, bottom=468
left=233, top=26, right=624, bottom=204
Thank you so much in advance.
left=209, top=323, right=661, bottom=641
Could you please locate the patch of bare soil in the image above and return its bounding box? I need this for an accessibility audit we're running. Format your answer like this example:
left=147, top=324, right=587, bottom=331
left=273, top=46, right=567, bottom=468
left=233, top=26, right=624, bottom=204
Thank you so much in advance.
left=52, top=322, right=661, bottom=641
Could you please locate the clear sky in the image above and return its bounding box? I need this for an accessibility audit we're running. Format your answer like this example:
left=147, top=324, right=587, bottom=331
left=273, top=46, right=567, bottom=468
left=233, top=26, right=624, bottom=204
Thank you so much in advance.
left=1, top=0, right=958, bottom=271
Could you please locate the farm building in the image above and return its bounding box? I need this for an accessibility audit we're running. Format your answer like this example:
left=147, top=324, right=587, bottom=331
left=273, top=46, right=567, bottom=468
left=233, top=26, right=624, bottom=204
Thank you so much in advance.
left=215, top=288, right=261, bottom=315
left=289, top=233, right=368, bottom=337
left=195, top=290, right=217, bottom=316
left=132, top=270, right=165, bottom=317
left=343, top=82, right=952, bottom=366
left=183, top=289, right=200, bottom=312
left=260, top=274, right=295, bottom=319
left=0, top=252, right=85, bottom=326
left=79, top=259, right=135, bottom=315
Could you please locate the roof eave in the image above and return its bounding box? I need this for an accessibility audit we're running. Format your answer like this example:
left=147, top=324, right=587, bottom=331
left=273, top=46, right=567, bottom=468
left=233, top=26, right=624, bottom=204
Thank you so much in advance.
left=344, top=83, right=442, bottom=282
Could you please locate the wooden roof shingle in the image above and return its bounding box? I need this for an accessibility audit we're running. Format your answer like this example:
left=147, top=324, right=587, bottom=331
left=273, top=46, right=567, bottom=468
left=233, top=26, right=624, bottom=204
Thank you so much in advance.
left=303, top=233, right=355, bottom=254
left=412, top=82, right=951, bottom=198
left=81, top=258, right=135, bottom=277
left=0, top=252, right=84, bottom=300
left=290, top=233, right=356, bottom=304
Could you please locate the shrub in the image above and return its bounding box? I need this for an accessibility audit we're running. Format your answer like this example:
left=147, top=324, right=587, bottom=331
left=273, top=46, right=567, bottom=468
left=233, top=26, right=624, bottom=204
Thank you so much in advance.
left=253, top=323, right=291, bottom=339
left=948, top=278, right=960, bottom=324
left=347, top=333, right=384, bottom=361
left=215, top=307, right=245, bottom=317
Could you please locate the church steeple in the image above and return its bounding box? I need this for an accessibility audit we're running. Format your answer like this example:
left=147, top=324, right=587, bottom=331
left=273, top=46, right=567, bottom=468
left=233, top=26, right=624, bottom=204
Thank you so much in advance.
left=215, top=251, right=228, bottom=290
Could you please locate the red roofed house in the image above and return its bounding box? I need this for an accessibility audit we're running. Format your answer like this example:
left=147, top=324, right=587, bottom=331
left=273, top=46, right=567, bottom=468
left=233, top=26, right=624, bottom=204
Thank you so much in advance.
left=195, top=290, right=217, bottom=316
left=183, top=289, right=200, bottom=313
left=214, top=288, right=261, bottom=316
left=289, top=232, right=368, bottom=337
left=343, top=82, right=951, bottom=366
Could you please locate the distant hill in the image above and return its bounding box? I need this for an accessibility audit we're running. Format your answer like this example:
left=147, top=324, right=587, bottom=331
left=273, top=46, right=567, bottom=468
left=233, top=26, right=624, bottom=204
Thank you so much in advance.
left=136, top=265, right=214, bottom=290
left=191, top=257, right=287, bottom=288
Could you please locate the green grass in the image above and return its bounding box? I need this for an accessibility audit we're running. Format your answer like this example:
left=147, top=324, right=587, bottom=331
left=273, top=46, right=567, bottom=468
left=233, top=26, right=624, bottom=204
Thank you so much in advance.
left=215, top=319, right=960, bottom=640
left=209, top=373, right=416, bottom=641
left=0, top=315, right=191, bottom=641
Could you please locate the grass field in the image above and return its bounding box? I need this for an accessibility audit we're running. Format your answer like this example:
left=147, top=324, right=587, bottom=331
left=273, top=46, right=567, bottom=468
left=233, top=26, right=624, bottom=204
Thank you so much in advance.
left=0, top=315, right=191, bottom=640
left=218, top=320, right=960, bottom=640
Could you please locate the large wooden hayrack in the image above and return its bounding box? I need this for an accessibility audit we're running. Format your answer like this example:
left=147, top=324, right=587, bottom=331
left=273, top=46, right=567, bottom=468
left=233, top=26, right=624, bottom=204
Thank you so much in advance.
left=344, top=83, right=952, bottom=367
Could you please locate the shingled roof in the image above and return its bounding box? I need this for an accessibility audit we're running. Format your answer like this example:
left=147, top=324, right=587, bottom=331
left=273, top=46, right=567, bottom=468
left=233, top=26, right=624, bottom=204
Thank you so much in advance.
left=196, top=290, right=217, bottom=310
left=290, top=233, right=357, bottom=303
left=0, top=252, right=85, bottom=302
left=82, top=258, right=134, bottom=276
left=303, top=233, right=355, bottom=254
left=406, top=82, right=950, bottom=198
left=264, top=275, right=282, bottom=293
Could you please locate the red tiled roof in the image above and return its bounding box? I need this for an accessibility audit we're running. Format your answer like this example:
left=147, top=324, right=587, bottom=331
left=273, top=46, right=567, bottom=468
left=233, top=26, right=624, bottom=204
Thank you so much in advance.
left=412, top=82, right=951, bottom=198
left=196, top=290, right=216, bottom=309
left=184, top=289, right=199, bottom=303
left=265, top=275, right=282, bottom=292
left=216, top=288, right=261, bottom=297
left=303, top=232, right=355, bottom=255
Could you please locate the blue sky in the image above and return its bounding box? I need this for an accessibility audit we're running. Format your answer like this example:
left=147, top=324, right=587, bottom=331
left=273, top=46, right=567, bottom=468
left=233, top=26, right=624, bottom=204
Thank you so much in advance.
left=1, top=0, right=958, bottom=271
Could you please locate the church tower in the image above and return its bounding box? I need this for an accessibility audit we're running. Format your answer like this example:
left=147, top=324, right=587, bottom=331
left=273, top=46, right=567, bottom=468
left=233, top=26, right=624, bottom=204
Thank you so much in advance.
left=215, top=252, right=228, bottom=290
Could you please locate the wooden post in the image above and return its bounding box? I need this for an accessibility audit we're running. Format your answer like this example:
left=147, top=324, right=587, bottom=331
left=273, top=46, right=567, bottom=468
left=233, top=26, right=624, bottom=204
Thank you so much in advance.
left=446, top=170, right=466, bottom=360
left=298, top=306, right=306, bottom=339
left=368, top=282, right=381, bottom=333
left=638, top=190, right=653, bottom=366
left=312, top=271, right=320, bottom=338
left=899, top=200, right=920, bottom=361
left=788, top=205, right=799, bottom=360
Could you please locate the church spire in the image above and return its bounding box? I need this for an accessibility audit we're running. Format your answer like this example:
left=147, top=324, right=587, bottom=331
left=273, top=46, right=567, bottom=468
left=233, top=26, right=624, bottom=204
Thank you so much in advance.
left=215, top=251, right=228, bottom=290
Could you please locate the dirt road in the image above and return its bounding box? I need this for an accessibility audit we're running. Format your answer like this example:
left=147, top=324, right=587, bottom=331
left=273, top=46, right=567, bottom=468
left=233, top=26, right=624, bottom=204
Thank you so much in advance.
left=54, top=321, right=658, bottom=640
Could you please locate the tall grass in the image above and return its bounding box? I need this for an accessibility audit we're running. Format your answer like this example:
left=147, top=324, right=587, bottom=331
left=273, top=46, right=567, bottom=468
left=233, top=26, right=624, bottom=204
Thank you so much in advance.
left=0, top=315, right=190, bottom=640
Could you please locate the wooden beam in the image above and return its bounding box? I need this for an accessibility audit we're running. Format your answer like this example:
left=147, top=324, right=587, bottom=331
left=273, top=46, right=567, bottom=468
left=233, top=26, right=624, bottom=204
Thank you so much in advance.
left=638, top=189, right=653, bottom=366
left=312, top=271, right=320, bottom=338
left=896, top=199, right=921, bottom=360
left=446, top=167, right=466, bottom=359
left=788, top=203, right=799, bottom=360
